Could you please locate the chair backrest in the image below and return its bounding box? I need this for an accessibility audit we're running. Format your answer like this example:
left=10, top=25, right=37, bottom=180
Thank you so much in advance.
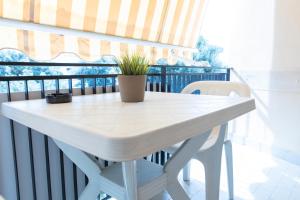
left=181, top=81, right=251, bottom=150
left=181, top=81, right=251, bottom=97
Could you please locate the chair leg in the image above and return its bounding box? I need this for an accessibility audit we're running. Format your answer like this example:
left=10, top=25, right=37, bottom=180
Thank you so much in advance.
left=224, top=140, right=234, bottom=200
left=198, top=149, right=222, bottom=200
left=183, top=161, right=191, bottom=181
left=196, top=124, right=227, bottom=200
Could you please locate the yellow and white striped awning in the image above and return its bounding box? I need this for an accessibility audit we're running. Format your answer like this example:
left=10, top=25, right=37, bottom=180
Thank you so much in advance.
left=0, top=0, right=207, bottom=63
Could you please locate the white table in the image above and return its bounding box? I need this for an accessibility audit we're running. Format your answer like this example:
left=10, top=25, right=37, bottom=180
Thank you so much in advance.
left=1, top=92, right=255, bottom=200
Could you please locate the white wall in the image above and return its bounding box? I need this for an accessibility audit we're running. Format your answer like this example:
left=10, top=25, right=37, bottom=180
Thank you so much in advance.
left=201, top=0, right=300, bottom=155
left=272, top=0, right=300, bottom=70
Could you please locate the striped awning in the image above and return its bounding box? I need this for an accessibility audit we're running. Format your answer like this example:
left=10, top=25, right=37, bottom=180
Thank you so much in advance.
left=0, top=0, right=207, bottom=62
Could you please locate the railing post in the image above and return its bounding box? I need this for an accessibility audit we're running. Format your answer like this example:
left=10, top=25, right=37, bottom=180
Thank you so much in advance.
left=226, top=68, right=231, bottom=81
left=161, top=66, right=167, bottom=92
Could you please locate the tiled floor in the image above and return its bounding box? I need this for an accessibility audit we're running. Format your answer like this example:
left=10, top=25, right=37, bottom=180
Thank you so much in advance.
left=152, top=143, right=300, bottom=200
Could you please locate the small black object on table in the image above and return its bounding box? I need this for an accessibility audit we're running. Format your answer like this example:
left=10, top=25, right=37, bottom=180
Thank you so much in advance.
left=46, top=93, right=72, bottom=104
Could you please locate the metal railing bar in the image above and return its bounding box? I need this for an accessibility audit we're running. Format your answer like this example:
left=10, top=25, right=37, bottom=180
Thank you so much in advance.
left=68, top=79, right=73, bottom=94
left=0, top=61, right=229, bottom=70
left=167, top=75, right=171, bottom=93
left=103, top=78, right=107, bottom=94
left=55, top=79, right=60, bottom=93
left=155, top=82, right=159, bottom=92
left=92, top=78, right=97, bottom=94
left=150, top=82, right=153, bottom=92
left=59, top=151, right=66, bottom=200
left=0, top=72, right=228, bottom=82
left=28, top=128, right=37, bottom=200
left=0, top=75, right=116, bottom=81
left=80, top=78, right=85, bottom=95
left=0, top=62, right=118, bottom=67
left=182, top=74, right=186, bottom=90
left=24, top=80, right=29, bottom=99
left=44, top=136, right=52, bottom=200
left=165, top=72, right=227, bottom=76
left=6, top=81, right=20, bottom=200
left=9, top=120, right=20, bottom=200
left=40, top=80, right=45, bottom=98
left=160, top=66, right=166, bottom=92
left=173, top=75, right=177, bottom=93
left=73, top=164, right=78, bottom=200
left=160, top=151, right=165, bottom=165
left=24, top=80, right=37, bottom=200
left=39, top=81, right=52, bottom=200
left=6, top=81, right=11, bottom=101
left=155, top=152, right=159, bottom=164
left=167, top=84, right=171, bottom=93
left=112, top=77, right=116, bottom=93
left=0, top=73, right=164, bottom=81
left=226, top=68, right=231, bottom=81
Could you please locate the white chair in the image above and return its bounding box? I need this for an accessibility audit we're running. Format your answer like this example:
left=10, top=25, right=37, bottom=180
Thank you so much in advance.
left=165, top=81, right=251, bottom=200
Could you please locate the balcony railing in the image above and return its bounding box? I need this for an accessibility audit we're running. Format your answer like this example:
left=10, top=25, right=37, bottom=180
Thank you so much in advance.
left=0, top=62, right=230, bottom=200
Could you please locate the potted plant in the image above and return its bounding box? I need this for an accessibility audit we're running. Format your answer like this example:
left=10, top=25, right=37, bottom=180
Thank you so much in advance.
left=116, top=53, right=149, bottom=102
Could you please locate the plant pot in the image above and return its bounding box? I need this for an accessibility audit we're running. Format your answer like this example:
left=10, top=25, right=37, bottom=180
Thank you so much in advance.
left=118, top=75, right=146, bottom=102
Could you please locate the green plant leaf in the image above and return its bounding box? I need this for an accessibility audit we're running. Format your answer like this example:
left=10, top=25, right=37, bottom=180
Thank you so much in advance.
left=116, top=53, right=149, bottom=75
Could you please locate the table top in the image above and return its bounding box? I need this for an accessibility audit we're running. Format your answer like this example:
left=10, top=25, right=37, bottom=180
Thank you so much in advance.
left=1, top=92, right=255, bottom=161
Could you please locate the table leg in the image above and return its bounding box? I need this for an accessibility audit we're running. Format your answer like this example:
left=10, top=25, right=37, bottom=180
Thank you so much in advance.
left=79, top=182, right=100, bottom=200
left=164, top=130, right=211, bottom=200
left=53, top=139, right=102, bottom=200
left=122, top=160, right=138, bottom=200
